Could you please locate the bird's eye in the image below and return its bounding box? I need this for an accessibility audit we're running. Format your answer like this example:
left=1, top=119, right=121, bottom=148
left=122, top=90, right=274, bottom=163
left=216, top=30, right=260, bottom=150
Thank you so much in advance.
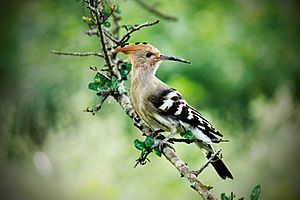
left=145, top=52, right=152, bottom=58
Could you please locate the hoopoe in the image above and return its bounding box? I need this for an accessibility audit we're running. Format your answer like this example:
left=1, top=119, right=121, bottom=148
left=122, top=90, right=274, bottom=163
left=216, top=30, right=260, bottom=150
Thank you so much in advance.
left=115, top=42, right=233, bottom=179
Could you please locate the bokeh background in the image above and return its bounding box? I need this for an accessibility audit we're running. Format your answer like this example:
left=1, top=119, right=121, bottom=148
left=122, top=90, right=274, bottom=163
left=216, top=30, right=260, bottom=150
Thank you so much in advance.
left=0, top=0, right=299, bottom=199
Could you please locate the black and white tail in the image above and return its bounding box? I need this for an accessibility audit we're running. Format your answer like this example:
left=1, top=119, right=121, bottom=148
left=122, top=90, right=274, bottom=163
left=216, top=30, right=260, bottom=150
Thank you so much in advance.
left=206, top=151, right=233, bottom=179
left=192, top=128, right=233, bottom=180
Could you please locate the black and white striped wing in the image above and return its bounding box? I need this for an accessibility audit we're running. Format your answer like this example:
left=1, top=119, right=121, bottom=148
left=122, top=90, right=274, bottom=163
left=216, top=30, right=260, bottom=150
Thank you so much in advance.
left=148, top=88, right=223, bottom=141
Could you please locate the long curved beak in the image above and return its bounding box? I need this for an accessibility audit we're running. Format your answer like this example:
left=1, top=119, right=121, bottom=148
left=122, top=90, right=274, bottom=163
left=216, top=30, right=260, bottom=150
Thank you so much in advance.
left=160, top=55, right=191, bottom=65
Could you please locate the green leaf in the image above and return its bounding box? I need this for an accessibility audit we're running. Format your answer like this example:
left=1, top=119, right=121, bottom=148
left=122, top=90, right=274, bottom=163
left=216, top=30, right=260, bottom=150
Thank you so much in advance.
left=103, top=21, right=111, bottom=28
left=102, top=8, right=110, bottom=18
left=109, top=76, right=118, bottom=89
left=180, top=130, right=193, bottom=139
left=125, top=62, right=132, bottom=70
left=153, top=147, right=161, bottom=157
left=88, top=82, right=101, bottom=91
left=134, top=139, right=146, bottom=151
left=121, top=63, right=127, bottom=70
left=94, top=73, right=101, bottom=84
left=96, top=73, right=109, bottom=85
left=127, top=25, right=133, bottom=30
left=221, top=193, right=230, bottom=200
left=120, top=68, right=127, bottom=78
left=251, top=185, right=261, bottom=200
left=120, top=62, right=131, bottom=79
left=115, top=5, right=121, bottom=14
left=144, top=135, right=155, bottom=148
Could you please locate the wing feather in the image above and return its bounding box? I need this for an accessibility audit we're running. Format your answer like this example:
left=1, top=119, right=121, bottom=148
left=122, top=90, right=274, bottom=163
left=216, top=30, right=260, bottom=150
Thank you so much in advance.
left=148, top=88, right=223, bottom=139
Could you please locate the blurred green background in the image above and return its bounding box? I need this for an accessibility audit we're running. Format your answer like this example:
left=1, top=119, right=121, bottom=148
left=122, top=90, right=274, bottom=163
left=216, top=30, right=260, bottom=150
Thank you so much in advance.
left=0, top=0, right=299, bottom=199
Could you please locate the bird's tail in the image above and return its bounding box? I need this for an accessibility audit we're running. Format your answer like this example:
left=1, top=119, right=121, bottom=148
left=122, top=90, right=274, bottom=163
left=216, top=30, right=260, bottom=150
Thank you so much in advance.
left=206, top=151, right=233, bottom=180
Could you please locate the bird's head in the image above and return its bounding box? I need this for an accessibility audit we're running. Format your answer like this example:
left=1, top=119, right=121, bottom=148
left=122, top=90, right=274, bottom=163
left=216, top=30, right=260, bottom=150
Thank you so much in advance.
left=115, top=42, right=191, bottom=70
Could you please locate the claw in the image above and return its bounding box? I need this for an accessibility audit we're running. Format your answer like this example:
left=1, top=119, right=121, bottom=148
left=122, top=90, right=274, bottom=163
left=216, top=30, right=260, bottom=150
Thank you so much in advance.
left=154, top=140, right=166, bottom=151
left=158, top=141, right=165, bottom=151
left=152, top=132, right=176, bottom=152
left=154, top=139, right=175, bottom=152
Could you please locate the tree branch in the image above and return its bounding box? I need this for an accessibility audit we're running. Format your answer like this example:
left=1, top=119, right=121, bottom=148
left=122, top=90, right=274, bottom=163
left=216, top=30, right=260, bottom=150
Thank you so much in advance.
left=134, top=0, right=178, bottom=21
left=163, top=147, right=216, bottom=200
left=91, top=1, right=114, bottom=71
left=50, top=50, right=103, bottom=57
left=118, top=19, right=160, bottom=44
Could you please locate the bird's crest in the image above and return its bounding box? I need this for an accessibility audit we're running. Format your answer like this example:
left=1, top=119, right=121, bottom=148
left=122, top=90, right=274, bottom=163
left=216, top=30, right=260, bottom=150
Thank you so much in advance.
left=115, top=42, right=160, bottom=55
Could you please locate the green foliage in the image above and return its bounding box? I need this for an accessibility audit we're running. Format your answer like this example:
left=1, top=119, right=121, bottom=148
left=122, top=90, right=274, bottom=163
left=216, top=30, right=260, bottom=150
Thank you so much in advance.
left=153, top=147, right=162, bottom=157
left=102, top=8, right=110, bottom=18
left=251, top=185, right=261, bottom=200
left=106, top=76, right=118, bottom=89
left=144, top=135, right=155, bottom=148
left=133, top=135, right=161, bottom=158
left=134, top=139, right=146, bottom=151
left=88, top=72, right=118, bottom=91
left=180, top=130, right=193, bottom=139
left=120, top=62, right=131, bottom=79
left=103, top=21, right=111, bottom=28
left=221, top=185, right=261, bottom=200
left=221, top=193, right=230, bottom=200
left=88, top=82, right=101, bottom=91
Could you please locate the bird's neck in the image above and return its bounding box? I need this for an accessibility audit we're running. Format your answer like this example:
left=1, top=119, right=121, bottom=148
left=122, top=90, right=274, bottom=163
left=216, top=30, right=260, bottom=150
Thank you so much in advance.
left=130, top=62, right=164, bottom=98
left=131, top=62, right=159, bottom=86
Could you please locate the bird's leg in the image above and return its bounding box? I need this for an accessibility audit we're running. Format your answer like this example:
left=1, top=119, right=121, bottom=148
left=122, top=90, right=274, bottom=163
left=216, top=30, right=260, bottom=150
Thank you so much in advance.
left=151, top=129, right=164, bottom=138
left=155, top=132, right=176, bottom=151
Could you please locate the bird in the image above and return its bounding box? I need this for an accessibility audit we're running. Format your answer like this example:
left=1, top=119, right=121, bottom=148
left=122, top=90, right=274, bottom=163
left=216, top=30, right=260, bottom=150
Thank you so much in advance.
left=115, top=42, right=233, bottom=180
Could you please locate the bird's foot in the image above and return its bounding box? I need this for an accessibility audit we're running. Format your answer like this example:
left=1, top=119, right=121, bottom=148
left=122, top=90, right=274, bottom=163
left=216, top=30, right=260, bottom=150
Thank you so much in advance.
left=153, top=136, right=175, bottom=152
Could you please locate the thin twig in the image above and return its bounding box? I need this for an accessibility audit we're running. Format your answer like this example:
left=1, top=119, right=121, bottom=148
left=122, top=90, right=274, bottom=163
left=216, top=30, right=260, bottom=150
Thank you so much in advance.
left=90, top=1, right=114, bottom=71
left=111, top=12, right=121, bottom=40
left=163, top=147, right=215, bottom=200
left=102, top=5, right=116, bottom=23
left=104, top=30, right=119, bottom=44
left=192, top=149, right=222, bottom=177
left=118, top=19, right=160, bottom=44
left=84, top=92, right=109, bottom=115
left=134, top=0, right=177, bottom=21
left=50, top=50, right=103, bottom=57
